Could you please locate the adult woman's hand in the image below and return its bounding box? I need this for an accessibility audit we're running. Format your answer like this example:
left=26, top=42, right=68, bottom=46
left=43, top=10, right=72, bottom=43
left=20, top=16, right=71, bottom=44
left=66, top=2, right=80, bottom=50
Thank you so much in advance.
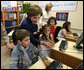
left=40, top=41, right=52, bottom=48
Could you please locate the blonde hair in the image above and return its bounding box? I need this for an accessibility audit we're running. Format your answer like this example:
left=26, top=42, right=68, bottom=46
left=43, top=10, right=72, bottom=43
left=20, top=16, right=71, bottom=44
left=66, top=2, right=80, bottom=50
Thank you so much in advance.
left=45, top=3, right=53, bottom=11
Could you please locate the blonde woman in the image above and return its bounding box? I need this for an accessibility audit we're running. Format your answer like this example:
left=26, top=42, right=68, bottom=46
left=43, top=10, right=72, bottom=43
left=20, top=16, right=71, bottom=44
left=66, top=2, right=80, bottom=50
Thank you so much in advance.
left=38, top=3, right=53, bottom=27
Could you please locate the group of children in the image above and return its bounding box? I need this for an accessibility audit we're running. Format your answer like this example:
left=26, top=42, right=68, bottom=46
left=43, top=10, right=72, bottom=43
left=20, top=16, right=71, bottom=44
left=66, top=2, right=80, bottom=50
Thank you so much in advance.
left=10, top=16, right=56, bottom=69
left=9, top=4, right=78, bottom=69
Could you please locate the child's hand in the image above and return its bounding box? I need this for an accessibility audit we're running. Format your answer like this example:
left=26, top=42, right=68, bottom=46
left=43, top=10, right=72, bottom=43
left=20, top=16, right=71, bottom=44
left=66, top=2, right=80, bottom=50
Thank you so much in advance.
left=73, top=36, right=78, bottom=39
left=33, top=32, right=38, bottom=35
left=6, top=43, right=15, bottom=49
left=46, top=34, right=49, bottom=38
left=43, top=60, right=51, bottom=67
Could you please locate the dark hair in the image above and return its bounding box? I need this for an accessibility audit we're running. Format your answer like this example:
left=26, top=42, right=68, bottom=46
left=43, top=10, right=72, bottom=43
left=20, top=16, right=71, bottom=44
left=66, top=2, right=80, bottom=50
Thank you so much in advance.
left=42, top=24, right=50, bottom=31
left=63, top=21, right=71, bottom=32
left=47, top=17, right=57, bottom=25
left=15, top=29, right=30, bottom=41
left=42, top=24, right=51, bottom=40
left=27, top=5, right=43, bottom=17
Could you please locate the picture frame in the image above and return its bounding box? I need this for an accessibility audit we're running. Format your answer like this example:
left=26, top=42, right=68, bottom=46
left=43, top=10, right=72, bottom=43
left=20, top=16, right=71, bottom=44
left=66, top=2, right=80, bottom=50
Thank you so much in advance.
left=56, top=12, right=68, bottom=21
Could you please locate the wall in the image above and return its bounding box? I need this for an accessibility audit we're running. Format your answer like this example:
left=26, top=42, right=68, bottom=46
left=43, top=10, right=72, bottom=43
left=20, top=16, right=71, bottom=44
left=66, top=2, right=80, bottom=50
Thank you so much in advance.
left=68, top=1, right=83, bottom=30
left=1, top=1, right=83, bottom=30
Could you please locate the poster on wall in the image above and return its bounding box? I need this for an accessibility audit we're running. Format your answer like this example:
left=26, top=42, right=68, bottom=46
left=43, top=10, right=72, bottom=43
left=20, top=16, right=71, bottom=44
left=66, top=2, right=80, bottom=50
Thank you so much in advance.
left=1, top=1, right=11, bottom=6
left=56, top=12, right=68, bottom=21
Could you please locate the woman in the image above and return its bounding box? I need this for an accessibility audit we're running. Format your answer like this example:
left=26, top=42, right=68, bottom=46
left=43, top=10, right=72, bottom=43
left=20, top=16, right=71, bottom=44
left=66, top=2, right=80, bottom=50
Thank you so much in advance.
left=38, top=3, right=53, bottom=27
left=12, top=5, right=52, bottom=48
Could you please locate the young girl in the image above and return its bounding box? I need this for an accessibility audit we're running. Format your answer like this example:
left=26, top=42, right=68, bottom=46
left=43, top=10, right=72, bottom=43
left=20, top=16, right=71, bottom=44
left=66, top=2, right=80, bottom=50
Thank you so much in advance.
left=57, top=21, right=78, bottom=40
left=57, top=21, right=78, bottom=51
left=39, top=24, right=55, bottom=56
left=47, top=17, right=57, bottom=38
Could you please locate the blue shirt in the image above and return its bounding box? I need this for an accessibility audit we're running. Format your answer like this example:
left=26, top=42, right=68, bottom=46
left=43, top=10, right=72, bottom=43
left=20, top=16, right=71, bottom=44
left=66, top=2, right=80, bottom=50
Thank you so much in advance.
left=12, top=17, right=40, bottom=46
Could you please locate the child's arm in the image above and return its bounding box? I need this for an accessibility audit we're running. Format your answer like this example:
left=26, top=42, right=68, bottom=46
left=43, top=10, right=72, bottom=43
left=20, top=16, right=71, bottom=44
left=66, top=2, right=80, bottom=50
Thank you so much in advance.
left=9, top=51, right=19, bottom=69
left=39, top=34, right=53, bottom=48
left=50, top=35, right=55, bottom=47
left=39, top=34, right=42, bottom=40
left=62, top=28, right=78, bottom=39
left=33, top=32, right=38, bottom=35
left=35, top=48, right=51, bottom=66
left=46, top=34, right=55, bottom=47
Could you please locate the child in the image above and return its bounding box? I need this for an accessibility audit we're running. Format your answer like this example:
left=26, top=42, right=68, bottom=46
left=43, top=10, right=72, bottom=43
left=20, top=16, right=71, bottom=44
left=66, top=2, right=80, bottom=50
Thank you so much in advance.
left=57, top=21, right=78, bottom=51
left=9, top=29, right=51, bottom=69
left=39, top=24, right=55, bottom=56
left=47, top=17, right=57, bottom=38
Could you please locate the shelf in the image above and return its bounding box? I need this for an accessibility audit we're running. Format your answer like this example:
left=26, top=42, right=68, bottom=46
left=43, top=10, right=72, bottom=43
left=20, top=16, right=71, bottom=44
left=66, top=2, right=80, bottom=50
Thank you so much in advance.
left=5, top=19, right=17, bottom=21
left=18, top=11, right=24, bottom=13
left=3, top=11, right=24, bottom=13
left=4, top=11, right=17, bottom=13
left=1, top=10, right=25, bottom=29
left=5, top=25, right=19, bottom=29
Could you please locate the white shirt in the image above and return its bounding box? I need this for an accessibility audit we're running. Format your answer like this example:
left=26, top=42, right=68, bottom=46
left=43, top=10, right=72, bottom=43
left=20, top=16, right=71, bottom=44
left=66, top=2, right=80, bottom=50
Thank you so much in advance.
left=21, top=46, right=32, bottom=68
left=38, top=10, right=52, bottom=26
left=57, top=29, right=68, bottom=41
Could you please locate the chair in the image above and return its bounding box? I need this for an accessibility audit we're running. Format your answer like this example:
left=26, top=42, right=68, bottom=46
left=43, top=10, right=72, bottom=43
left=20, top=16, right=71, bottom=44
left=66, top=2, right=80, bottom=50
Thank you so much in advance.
left=54, top=26, right=62, bottom=43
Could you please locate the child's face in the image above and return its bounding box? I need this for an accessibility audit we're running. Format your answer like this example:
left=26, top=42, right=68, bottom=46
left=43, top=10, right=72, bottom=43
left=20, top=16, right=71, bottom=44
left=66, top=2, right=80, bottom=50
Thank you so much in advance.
left=30, top=14, right=41, bottom=24
left=44, top=27, right=50, bottom=36
left=50, top=19, right=55, bottom=26
left=18, top=36, right=30, bottom=48
left=68, top=24, right=71, bottom=29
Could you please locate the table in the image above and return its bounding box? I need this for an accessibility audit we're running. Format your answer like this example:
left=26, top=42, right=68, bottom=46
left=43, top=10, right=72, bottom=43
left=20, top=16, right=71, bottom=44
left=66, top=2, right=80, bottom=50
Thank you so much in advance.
left=29, top=57, right=54, bottom=69
left=66, top=34, right=83, bottom=44
left=29, top=40, right=83, bottom=69
left=50, top=40, right=83, bottom=69
left=52, top=41, right=83, bottom=60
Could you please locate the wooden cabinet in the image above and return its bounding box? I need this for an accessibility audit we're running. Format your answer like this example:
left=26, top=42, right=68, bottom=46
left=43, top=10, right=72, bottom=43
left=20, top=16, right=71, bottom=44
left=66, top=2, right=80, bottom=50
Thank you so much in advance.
left=1, top=10, right=24, bottom=29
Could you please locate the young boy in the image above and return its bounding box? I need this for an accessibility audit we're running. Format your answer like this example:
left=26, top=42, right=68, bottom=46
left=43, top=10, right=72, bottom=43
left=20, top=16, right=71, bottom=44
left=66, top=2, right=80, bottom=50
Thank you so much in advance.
left=9, top=29, right=51, bottom=69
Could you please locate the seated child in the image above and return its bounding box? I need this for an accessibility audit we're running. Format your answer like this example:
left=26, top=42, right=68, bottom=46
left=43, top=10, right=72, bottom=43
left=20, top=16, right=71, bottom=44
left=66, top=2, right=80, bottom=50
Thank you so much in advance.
left=57, top=21, right=78, bottom=40
left=9, top=29, right=51, bottom=69
left=47, top=17, right=57, bottom=38
left=57, top=21, right=78, bottom=51
left=39, top=24, right=55, bottom=56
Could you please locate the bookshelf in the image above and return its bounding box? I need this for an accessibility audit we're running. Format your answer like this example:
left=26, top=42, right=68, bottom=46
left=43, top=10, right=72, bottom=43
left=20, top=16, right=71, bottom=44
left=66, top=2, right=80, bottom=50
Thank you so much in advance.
left=1, top=11, right=24, bottom=29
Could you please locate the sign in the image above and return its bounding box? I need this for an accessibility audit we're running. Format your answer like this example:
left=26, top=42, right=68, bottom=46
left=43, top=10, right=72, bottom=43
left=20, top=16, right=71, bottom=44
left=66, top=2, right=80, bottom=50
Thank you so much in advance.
left=1, top=1, right=11, bottom=7
left=39, top=1, right=78, bottom=11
